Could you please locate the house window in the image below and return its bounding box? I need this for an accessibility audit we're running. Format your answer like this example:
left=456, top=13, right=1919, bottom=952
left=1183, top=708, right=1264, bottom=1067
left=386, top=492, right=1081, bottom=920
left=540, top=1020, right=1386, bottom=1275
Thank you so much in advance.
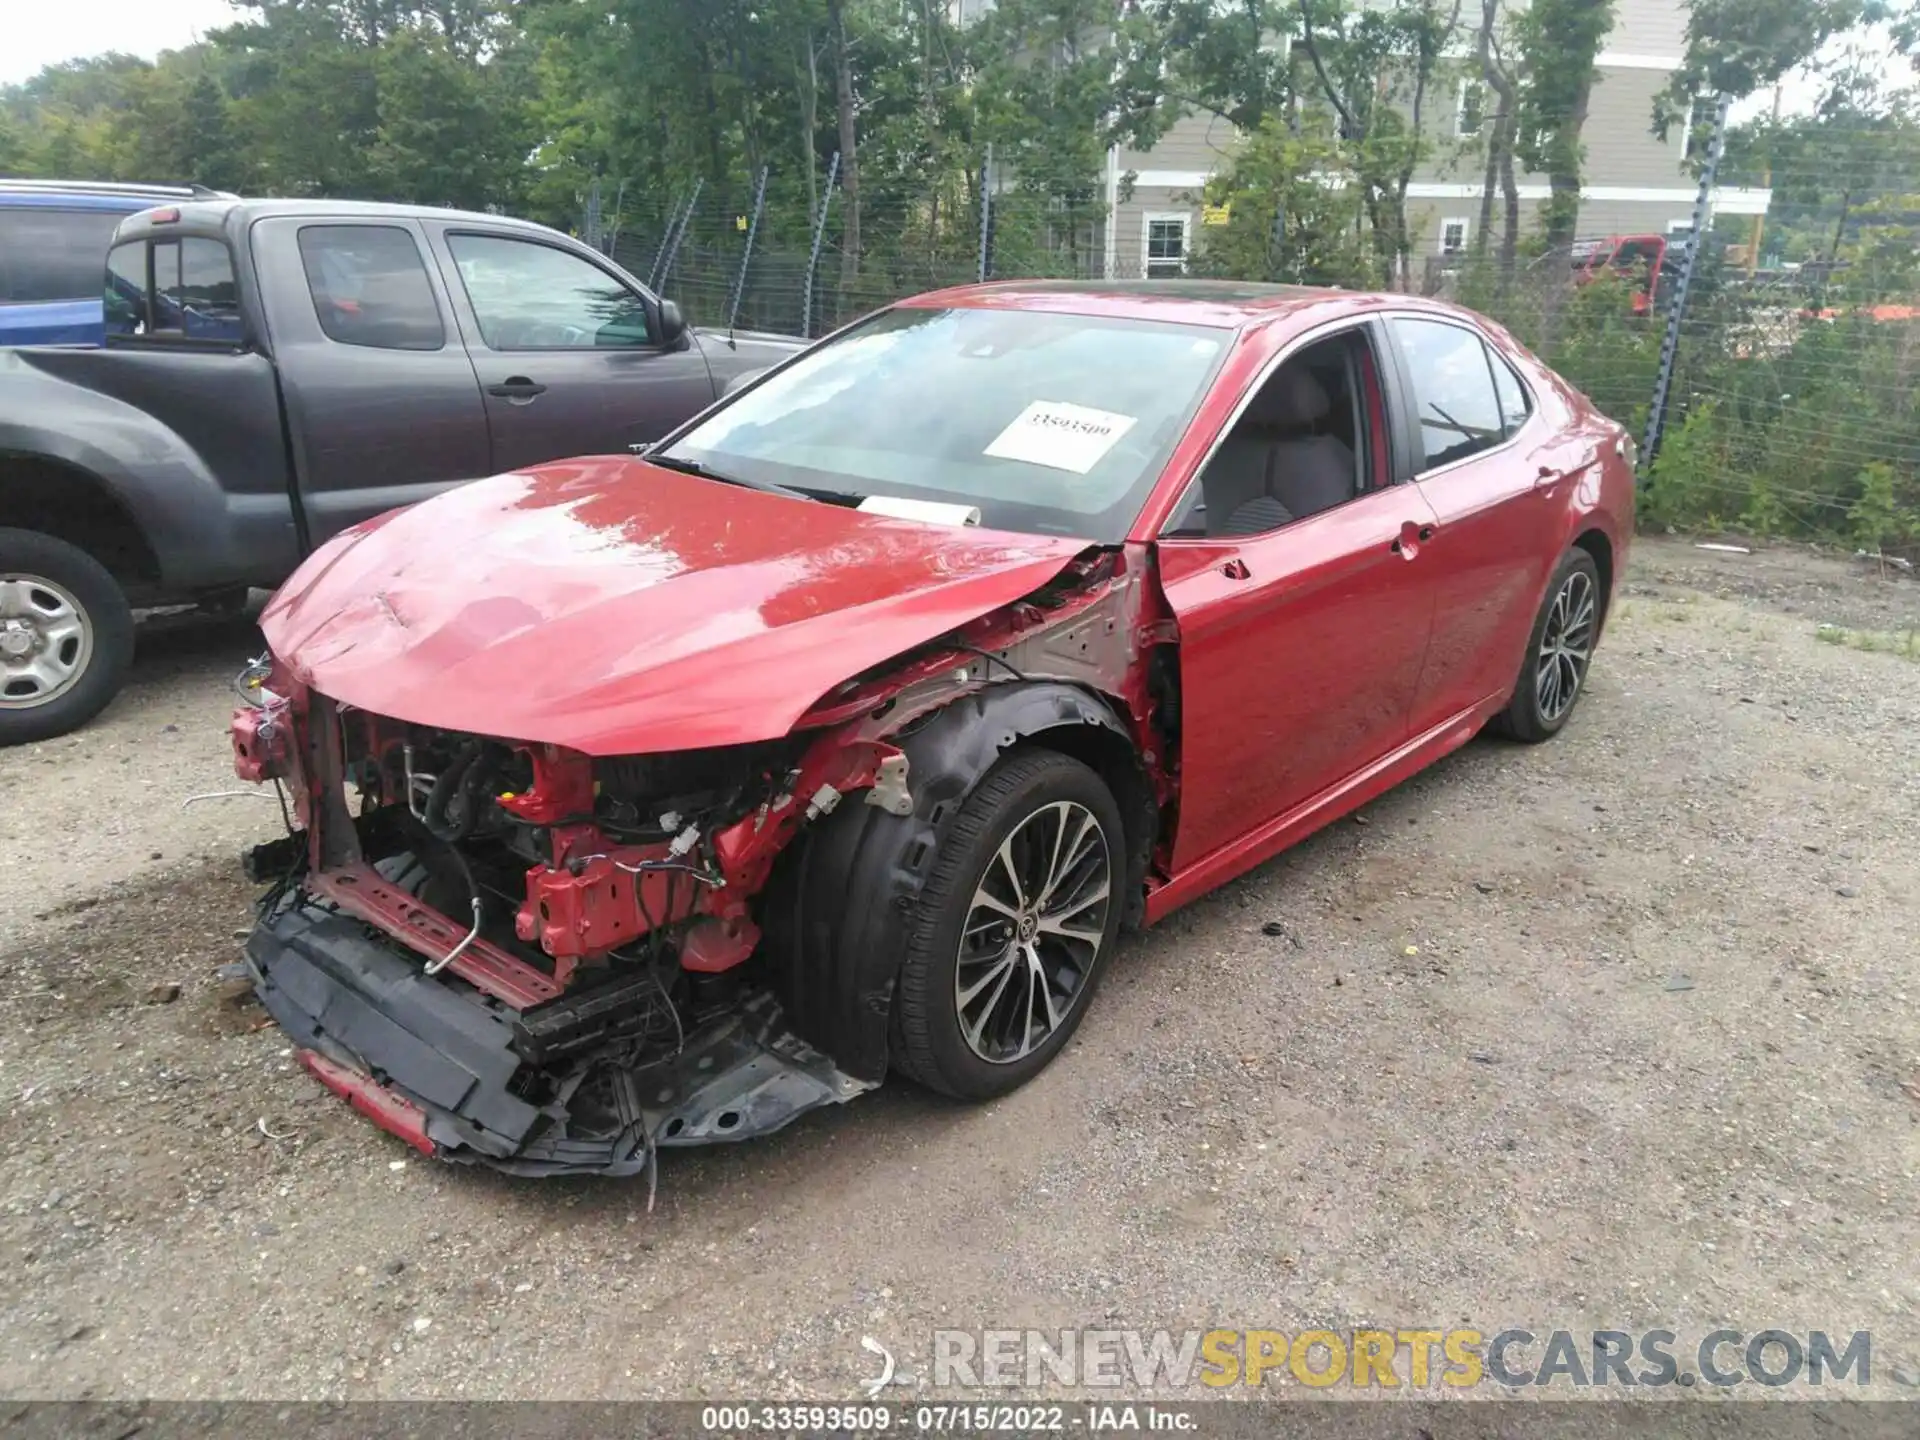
left=1457, top=79, right=1486, bottom=138
left=1144, top=213, right=1190, bottom=279
left=1679, top=94, right=1718, bottom=165
left=1440, top=217, right=1470, bottom=256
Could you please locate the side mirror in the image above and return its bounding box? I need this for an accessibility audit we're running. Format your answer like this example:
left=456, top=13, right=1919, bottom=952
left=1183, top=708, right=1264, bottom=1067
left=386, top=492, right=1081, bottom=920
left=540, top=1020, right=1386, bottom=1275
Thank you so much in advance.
left=657, top=299, right=688, bottom=347
left=723, top=367, right=769, bottom=397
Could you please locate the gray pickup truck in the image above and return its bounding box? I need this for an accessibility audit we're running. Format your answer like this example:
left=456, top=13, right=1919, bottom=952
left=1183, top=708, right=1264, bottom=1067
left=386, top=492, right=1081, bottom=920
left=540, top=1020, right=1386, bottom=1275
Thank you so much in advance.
left=0, top=197, right=800, bottom=744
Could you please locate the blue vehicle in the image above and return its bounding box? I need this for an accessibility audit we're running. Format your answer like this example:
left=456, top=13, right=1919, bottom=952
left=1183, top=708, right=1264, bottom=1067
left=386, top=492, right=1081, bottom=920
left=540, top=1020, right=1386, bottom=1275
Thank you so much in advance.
left=0, top=180, right=235, bottom=346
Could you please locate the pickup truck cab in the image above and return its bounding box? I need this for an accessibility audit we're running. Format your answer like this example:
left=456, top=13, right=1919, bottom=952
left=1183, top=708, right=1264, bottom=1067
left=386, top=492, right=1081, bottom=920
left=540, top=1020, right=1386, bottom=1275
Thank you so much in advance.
left=0, top=197, right=799, bottom=744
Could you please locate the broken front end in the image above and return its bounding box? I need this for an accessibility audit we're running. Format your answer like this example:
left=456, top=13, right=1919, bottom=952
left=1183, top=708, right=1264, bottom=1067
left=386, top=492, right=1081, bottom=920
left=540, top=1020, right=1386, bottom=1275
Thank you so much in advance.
left=229, top=552, right=1167, bottom=1178
left=235, top=680, right=920, bottom=1176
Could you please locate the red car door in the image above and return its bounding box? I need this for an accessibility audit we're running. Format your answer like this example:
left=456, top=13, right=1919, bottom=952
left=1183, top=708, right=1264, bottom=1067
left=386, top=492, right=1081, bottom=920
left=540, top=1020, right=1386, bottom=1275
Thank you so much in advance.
left=1156, top=321, right=1443, bottom=872
left=1386, top=316, right=1574, bottom=733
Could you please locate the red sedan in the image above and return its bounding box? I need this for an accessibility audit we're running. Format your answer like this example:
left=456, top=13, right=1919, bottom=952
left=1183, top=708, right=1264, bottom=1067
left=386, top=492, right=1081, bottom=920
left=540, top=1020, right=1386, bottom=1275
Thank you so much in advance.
left=233, top=281, right=1632, bottom=1177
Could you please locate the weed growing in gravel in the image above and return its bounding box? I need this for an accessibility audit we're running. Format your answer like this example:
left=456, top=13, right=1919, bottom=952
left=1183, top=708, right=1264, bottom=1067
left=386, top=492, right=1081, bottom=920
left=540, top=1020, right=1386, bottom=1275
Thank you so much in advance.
left=1815, top=623, right=1920, bottom=660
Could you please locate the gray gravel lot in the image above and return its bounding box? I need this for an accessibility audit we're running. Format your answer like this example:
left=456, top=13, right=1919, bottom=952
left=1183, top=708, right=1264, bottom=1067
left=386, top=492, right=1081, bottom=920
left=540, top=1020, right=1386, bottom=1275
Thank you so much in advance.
left=0, top=537, right=1916, bottom=1402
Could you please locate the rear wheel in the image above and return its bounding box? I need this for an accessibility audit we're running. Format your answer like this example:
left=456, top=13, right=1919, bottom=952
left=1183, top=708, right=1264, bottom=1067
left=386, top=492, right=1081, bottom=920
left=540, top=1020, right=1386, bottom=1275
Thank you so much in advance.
left=0, top=528, right=134, bottom=747
left=1494, top=547, right=1601, bottom=744
left=890, top=750, right=1124, bottom=1101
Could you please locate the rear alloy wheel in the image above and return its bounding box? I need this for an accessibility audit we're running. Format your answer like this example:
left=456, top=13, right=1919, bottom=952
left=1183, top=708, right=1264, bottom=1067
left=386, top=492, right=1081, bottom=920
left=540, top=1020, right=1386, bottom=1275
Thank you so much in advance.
left=0, top=529, right=135, bottom=747
left=1495, top=546, right=1602, bottom=743
left=890, top=750, right=1124, bottom=1100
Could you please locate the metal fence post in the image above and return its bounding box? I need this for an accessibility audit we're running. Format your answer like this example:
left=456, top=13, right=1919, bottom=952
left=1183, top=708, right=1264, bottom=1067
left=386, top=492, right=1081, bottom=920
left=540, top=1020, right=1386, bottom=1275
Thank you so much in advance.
left=728, top=166, right=770, bottom=333
left=656, top=176, right=703, bottom=294
left=977, top=143, right=994, bottom=283
left=646, top=188, right=684, bottom=291
left=1642, top=93, right=1731, bottom=474
left=802, top=152, right=841, bottom=339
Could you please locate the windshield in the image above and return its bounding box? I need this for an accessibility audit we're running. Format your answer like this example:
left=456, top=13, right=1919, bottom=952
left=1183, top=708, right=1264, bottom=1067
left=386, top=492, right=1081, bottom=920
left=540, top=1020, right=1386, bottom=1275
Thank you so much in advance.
left=661, top=305, right=1231, bottom=541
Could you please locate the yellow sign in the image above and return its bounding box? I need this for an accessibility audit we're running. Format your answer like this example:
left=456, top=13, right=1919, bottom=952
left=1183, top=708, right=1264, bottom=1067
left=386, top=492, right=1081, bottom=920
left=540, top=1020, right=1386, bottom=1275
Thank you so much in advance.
left=1202, top=204, right=1232, bottom=226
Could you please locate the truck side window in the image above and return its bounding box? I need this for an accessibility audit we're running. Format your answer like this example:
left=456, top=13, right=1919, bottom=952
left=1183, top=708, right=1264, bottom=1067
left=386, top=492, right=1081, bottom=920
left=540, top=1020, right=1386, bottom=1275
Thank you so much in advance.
left=104, top=237, right=242, bottom=345
left=446, top=233, right=653, bottom=350
left=297, top=225, right=446, bottom=352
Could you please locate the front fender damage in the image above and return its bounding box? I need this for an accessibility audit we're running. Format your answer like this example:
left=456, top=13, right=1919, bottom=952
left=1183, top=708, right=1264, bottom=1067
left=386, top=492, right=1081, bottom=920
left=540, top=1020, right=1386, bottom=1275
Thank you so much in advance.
left=236, top=545, right=1169, bottom=1178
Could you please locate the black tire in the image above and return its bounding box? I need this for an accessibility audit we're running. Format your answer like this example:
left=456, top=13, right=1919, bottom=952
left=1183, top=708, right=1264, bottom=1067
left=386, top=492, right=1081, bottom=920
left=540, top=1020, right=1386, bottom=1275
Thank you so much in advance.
left=1493, top=546, right=1602, bottom=744
left=889, top=749, right=1125, bottom=1101
left=0, top=528, right=135, bottom=747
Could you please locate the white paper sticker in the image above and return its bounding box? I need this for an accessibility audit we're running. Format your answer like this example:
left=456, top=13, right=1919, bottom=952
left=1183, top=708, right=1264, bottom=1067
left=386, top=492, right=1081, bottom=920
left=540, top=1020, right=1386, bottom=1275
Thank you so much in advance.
left=983, top=401, right=1138, bottom=475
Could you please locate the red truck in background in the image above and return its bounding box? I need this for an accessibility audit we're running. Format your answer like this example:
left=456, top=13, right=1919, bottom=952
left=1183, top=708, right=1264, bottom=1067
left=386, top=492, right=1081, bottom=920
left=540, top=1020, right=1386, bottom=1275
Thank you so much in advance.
left=1572, top=234, right=1674, bottom=314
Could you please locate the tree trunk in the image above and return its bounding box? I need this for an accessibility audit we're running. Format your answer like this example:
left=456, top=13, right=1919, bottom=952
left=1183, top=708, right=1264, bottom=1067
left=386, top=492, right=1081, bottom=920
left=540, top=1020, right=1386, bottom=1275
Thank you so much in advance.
left=1498, top=111, right=1521, bottom=276
left=797, top=32, right=819, bottom=228
left=1542, top=67, right=1592, bottom=255
left=1474, top=0, right=1521, bottom=275
left=829, top=0, right=861, bottom=284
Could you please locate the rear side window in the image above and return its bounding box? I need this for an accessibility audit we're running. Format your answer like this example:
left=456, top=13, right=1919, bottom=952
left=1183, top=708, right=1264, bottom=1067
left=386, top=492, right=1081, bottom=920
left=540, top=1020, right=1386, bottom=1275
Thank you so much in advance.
left=1490, top=354, right=1532, bottom=438
left=297, top=224, right=445, bottom=351
left=104, top=236, right=244, bottom=344
left=0, top=208, right=126, bottom=304
left=1391, top=318, right=1506, bottom=470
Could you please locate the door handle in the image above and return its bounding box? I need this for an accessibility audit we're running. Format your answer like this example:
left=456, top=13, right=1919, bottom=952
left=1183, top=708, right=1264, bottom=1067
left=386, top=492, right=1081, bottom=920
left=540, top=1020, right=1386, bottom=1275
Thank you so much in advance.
left=488, top=377, right=548, bottom=404
left=1220, top=558, right=1252, bottom=581
left=1391, top=521, right=1436, bottom=558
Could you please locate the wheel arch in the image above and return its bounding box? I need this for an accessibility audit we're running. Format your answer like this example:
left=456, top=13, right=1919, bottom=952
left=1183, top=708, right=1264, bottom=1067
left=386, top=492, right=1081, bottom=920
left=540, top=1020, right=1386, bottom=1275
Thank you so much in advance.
left=1570, top=525, right=1615, bottom=631
left=757, top=681, right=1152, bottom=1084
left=0, top=452, right=161, bottom=591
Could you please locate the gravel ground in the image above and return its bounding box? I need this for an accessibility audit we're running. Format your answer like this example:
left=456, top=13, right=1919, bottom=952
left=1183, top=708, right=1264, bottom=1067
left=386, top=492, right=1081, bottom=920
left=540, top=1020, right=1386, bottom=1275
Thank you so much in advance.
left=0, top=537, right=1916, bottom=1402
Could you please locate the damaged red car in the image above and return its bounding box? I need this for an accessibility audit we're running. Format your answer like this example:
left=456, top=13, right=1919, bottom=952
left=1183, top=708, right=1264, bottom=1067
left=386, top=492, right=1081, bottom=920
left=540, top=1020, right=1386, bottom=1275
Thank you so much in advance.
left=232, top=280, right=1632, bottom=1177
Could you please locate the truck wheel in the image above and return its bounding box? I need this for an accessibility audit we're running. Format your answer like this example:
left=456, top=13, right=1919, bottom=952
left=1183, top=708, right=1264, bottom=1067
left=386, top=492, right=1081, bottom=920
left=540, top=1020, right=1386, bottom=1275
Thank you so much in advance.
left=0, top=528, right=135, bottom=746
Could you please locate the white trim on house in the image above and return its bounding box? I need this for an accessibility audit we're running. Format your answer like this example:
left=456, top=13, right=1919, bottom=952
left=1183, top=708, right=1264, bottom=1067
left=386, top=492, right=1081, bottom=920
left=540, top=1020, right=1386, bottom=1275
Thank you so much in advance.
left=1439, top=216, right=1471, bottom=254
left=1596, top=51, right=1684, bottom=70
left=1404, top=182, right=1773, bottom=215
left=1142, top=211, right=1192, bottom=277
left=1134, top=169, right=1216, bottom=189
left=1129, top=171, right=1772, bottom=217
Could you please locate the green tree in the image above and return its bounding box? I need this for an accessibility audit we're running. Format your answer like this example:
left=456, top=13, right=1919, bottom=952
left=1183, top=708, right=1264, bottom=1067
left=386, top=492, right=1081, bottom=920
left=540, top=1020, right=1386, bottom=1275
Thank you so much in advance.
left=1513, top=0, right=1615, bottom=253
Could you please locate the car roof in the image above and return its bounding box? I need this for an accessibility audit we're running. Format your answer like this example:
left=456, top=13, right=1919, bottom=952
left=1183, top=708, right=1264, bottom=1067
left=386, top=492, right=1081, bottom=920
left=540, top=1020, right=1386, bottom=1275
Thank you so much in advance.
left=127, top=196, right=561, bottom=233
left=0, top=179, right=229, bottom=210
left=899, top=278, right=1388, bottom=330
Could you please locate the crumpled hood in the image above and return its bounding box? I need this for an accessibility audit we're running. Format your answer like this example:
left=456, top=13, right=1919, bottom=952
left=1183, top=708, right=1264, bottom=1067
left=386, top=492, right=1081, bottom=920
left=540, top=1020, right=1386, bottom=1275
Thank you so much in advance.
left=261, top=456, right=1087, bottom=755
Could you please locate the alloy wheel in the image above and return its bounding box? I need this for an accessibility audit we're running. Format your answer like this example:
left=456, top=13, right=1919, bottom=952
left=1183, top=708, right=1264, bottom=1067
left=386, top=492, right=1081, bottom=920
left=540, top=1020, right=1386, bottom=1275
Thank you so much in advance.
left=954, top=799, right=1112, bottom=1065
left=1535, top=568, right=1597, bottom=724
left=0, top=575, right=94, bottom=710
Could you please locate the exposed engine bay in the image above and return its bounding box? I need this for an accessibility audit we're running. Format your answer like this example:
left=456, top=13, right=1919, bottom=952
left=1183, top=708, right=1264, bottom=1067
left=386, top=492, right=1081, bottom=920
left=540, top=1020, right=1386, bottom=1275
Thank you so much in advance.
left=231, top=548, right=1171, bottom=1181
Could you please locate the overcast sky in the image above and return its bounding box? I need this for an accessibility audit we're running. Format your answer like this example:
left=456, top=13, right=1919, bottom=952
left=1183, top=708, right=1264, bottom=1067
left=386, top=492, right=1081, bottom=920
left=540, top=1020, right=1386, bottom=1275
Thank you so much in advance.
left=3, top=0, right=242, bottom=86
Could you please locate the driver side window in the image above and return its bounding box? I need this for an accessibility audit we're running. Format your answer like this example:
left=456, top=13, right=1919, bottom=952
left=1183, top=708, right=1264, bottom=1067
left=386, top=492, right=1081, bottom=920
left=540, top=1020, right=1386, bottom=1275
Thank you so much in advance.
left=446, top=233, right=653, bottom=350
left=1169, top=328, right=1381, bottom=539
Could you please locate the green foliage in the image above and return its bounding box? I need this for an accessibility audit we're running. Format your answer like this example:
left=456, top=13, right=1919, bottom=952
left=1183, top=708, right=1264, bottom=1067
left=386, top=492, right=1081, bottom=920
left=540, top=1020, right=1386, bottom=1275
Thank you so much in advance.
left=1658, top=0, right=1889, bottom=138
left=1512, top=0, right=1614, bottom=249
left=1189, top=121, right=1377, bottom=285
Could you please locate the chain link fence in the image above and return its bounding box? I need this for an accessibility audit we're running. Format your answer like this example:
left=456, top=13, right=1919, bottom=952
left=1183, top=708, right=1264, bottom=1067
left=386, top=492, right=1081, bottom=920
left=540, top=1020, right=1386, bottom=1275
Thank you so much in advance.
left=582, top=134, right=1920, bottom=562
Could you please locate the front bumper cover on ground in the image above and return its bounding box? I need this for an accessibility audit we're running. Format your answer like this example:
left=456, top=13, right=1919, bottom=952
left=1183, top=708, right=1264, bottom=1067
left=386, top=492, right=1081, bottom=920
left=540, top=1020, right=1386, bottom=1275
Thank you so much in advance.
left=248, top=900, right=873, bottom=1177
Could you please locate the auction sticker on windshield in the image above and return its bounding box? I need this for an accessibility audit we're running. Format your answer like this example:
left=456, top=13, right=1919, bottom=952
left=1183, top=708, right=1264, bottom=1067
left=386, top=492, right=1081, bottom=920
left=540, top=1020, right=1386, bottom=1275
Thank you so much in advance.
left=984, top=401, right=1137, bottom=474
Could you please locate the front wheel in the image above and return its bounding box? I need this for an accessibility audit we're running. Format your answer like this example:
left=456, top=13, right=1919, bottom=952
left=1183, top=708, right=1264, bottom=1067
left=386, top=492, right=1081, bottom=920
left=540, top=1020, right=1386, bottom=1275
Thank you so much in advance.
left=0, top=528, right=135, bottom=747
left=890, top=750, right=1125, bottom=1101
left=1493, top=547, right=1602, bottom=744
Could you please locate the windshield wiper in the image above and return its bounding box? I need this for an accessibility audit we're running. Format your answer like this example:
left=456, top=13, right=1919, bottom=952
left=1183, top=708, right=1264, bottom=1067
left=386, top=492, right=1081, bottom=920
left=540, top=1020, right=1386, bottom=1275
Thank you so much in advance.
left=643, top=453, right=811, bottom=502
left=787, top=484, right=868, bottom=507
